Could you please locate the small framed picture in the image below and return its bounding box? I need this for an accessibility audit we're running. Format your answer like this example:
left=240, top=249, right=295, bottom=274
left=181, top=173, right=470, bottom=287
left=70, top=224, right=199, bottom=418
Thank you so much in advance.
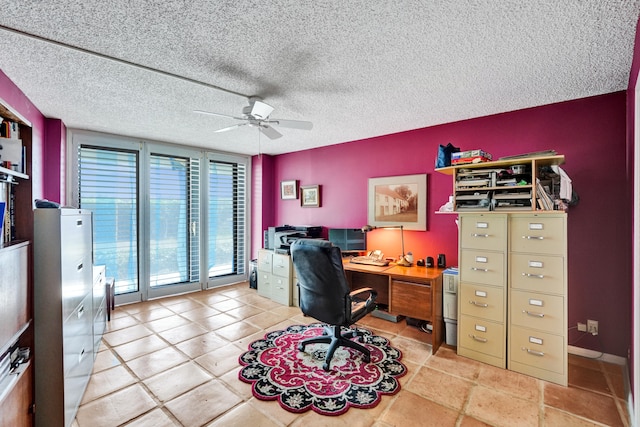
left=300, top=185, right=321, bottom=207
left=281, top=180, right=298, bottom=200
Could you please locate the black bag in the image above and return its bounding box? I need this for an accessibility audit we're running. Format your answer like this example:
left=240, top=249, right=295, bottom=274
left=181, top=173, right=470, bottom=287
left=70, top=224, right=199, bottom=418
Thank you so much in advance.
left=435, top=143, right=460, bottom=168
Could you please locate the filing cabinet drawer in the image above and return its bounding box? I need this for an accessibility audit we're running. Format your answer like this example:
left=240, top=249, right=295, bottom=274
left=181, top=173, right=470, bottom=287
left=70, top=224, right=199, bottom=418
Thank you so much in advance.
left=62, top=254, right=93, bottom=323
left=509, top=325, right=564, bottom=374
left=510, top=290, right=564, bottom=333
left=510, top=253, right=565, bottom=294
left=460, top=249, right=505, bottom=286
left=258, top=249, right=273, bottom=271
left=509, top=215, right=566, bottom=255
left=459, top=283, right=504, bottom=322
left=63, top=293, right=93, bottom=376
left=460, top=214, right=507, bottom=251
left=458, top=314, right=505, bottom=360
left=272, top=253, right=292, bottom=279
left=257, top=272, right=272, bottom=298
left=60, top=213, right=92, bottom=262
left=271, top=275, right=291, bottom=306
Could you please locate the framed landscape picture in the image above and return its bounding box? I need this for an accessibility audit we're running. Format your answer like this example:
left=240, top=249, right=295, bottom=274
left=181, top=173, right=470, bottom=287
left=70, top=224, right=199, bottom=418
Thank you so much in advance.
left=368, top=174, right=427, bottom=230
left=300, top=185, right=321, bottom=207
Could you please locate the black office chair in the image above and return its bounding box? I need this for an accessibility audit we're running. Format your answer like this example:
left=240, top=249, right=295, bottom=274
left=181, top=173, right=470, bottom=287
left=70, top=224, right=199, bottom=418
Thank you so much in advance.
left=290, top=238, right=378, bottom=371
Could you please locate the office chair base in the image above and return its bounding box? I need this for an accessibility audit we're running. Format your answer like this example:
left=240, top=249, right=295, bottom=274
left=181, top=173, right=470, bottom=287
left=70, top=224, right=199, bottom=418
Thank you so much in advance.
left=298, top=325, right=371, bottom=371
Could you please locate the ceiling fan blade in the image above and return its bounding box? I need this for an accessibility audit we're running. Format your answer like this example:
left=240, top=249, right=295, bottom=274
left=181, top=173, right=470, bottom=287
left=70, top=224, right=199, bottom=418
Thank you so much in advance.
left=267, top=118, right=313, bottom=130
left=194, top=110, right=244, bottom=121
left=259, top=124, right=282, bottom=139
left=251, top=101, right=275, bottom=120
left=215, top=123, right=247, bottom=133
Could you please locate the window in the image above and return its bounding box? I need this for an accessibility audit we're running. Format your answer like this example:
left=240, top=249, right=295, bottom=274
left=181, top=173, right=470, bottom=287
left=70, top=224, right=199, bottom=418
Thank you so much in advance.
left=70, top=131, right=250, bottom=302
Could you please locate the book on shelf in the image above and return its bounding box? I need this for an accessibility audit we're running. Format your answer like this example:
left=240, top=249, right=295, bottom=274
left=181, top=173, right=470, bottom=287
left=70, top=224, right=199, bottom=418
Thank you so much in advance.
left=536, top=179, right=554, bottom=210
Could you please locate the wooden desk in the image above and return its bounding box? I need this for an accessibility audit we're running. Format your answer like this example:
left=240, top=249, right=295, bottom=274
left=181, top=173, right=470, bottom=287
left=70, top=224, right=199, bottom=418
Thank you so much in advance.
left=343, top=261, right=444, bottom=354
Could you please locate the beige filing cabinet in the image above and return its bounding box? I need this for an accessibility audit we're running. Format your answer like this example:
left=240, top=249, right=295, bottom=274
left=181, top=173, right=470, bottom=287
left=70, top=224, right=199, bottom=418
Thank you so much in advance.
left=457, top=213, right=508, bottom=368
left=508, top=213, right=567, bottom=386
left=257, top=249, right=293, bottom=306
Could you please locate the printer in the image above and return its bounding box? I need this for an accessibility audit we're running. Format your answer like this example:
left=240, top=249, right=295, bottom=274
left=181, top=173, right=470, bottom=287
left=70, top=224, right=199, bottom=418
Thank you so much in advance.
left=265, top=225, right=322, bottom=253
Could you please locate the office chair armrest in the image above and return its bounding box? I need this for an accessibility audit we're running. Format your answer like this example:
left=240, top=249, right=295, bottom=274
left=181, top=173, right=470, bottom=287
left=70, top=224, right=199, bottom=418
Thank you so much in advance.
left=349, top=287, right=378, bottom=310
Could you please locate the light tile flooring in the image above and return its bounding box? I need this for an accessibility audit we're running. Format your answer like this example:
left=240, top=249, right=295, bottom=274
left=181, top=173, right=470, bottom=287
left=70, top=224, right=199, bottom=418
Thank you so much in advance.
left=73, top=283, right=631, bottom=427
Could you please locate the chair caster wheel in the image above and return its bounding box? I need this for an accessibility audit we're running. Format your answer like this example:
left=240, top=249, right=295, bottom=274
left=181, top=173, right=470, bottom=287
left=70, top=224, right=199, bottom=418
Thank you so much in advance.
left=323, top=362, right=330, bottom=371
left=364, top=355, right=371, bottom=363
left=298, top=343, right=305, bottom=351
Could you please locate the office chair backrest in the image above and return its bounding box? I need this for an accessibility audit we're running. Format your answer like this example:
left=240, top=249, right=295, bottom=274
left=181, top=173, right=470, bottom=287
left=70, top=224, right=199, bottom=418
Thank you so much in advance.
left=290, top=239, right=351, bottom=325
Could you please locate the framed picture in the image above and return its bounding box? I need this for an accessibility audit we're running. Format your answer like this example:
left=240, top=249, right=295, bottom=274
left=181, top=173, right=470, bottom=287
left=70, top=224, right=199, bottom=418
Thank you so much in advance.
left=300, top=185, right=321, bottom=207
left=281, top=180, right=298, bottom=200
left=368, top=174, right=427, bottom=230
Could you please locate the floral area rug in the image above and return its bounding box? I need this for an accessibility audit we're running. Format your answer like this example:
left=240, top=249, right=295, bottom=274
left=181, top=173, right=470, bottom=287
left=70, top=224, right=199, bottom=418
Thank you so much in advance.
left=238, top=322, right=406, bottom=416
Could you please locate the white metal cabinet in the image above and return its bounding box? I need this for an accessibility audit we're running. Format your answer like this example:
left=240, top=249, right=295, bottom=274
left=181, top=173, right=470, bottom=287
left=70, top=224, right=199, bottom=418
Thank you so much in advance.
left=34, top=209, right=96, bottom=427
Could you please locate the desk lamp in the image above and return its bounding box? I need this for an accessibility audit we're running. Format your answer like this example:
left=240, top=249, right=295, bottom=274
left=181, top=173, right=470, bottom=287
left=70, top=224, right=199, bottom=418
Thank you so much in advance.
left=360, top=224, right=411, bottom=266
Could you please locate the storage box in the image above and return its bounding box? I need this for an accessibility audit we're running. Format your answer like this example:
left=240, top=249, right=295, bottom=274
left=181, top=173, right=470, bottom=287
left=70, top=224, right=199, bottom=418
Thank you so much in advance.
left=445, top=318, right=457, bottom=346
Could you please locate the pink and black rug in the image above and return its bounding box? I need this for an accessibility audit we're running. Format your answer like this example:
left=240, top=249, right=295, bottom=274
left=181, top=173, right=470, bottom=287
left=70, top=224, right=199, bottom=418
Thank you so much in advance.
left=238, top=322, right=407, bottom=416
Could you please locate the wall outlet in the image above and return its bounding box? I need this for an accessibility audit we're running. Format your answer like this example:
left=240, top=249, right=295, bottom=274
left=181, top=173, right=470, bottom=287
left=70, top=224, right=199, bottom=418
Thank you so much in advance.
left=587, top=319, right=599, bottom=335
left=577, top=322, right=587, bottom=332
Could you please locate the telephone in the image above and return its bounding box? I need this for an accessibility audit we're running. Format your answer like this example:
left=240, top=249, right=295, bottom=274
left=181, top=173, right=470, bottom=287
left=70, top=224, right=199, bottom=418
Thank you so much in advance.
left=350, top=249, right=389, bottom=266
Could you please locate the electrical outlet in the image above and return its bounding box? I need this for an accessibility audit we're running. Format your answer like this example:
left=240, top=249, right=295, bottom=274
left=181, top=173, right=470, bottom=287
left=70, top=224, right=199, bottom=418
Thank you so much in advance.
left=587, top=319, right=599, bottom=335
left=577, top=322, right=587, bottom=332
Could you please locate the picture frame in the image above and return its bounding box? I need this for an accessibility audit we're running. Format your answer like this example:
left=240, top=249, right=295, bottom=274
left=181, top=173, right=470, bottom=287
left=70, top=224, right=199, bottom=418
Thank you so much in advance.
left=280, top=180, right=298, bottom=200
left=368, top=174, right=427, bottom=230
left=300, top=185, right=321, bottom=207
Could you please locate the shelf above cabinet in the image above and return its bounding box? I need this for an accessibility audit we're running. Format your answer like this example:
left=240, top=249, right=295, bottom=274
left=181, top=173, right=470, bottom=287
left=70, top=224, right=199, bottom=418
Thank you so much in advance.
left=0, top=165, right=28, bottom=182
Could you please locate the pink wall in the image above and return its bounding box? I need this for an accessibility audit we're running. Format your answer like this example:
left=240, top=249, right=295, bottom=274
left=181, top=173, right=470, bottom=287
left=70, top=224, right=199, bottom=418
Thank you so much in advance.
left=43, top=118, right=67, bottom=205
left=261, top=92, right=631, bottom=357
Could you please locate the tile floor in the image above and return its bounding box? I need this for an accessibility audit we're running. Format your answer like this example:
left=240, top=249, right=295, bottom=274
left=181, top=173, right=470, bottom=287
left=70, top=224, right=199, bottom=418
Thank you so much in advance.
left=73, top=283, right=631, bottom=427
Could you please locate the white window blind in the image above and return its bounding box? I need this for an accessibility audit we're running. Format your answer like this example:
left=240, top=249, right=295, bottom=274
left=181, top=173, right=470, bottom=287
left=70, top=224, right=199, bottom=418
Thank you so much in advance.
left=78, top=146, right=139, bottom=294
left=208, top=160, right=246, bottom=277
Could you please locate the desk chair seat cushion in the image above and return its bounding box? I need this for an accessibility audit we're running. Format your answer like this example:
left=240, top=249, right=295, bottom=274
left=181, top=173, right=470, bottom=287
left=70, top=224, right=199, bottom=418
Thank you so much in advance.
left=291, top=239, right=378, bottom=371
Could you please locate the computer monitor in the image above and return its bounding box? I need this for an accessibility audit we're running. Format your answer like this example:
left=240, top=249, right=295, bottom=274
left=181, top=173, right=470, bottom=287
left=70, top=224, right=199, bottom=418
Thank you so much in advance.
left=328, top=228, right=366, bottom=254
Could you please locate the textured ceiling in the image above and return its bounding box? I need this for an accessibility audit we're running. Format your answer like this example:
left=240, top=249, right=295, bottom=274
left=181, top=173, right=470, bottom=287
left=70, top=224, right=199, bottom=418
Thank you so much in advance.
left=0, top=1, right=638, bottom=155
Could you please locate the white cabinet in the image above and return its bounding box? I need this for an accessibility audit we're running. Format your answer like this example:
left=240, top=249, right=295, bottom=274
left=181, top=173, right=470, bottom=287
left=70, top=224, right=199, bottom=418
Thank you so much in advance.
left=34, top=209, right=99, bottom=427
left=257, top=249, right=293, bottom=306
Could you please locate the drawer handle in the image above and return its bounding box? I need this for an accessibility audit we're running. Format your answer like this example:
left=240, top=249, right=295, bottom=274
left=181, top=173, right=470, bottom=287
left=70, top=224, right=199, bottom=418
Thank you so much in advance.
left=471, top=233, right=489, bottom=238
left=469, top=334, right=487, bottom=343
left=76, top=219, right=83, bottom=226
left=470, top=267, right=488, bottom=272
left=78, top=305, right=85, bottom=318
left=79, top=347, right=86, bottom=363
left=523, top=310, right=544, bottom=318
left=77, top=263, right=84, bottom=271
left=469, top=300, right=488, bottom=308
left=522, top=273, right=545, bottom=279
left=522, top=347, right=545, bottom=357
left=522, top=235, right=544, bottom=240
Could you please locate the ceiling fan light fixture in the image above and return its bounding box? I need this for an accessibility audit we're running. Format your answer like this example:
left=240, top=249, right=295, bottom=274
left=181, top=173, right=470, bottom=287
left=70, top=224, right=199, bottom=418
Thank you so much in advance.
left=251, top=100, right=274, bottom=120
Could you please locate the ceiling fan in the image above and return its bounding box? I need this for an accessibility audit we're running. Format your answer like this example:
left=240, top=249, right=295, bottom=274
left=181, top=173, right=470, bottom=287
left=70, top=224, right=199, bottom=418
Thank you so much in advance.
left=194, top=97, right=313, bottom=139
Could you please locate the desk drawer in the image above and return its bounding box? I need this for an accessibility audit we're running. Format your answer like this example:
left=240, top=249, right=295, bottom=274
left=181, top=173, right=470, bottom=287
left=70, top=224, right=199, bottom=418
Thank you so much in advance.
left=460, top=214, right=507, bottom=251
left=510, top=253, right=565, bottom=294
left=460, top=250, right=505, bottom=286
left=509, top=216, right=566, bottom=255
left=390, top=279, right=431, bottom=320
left=510, top=290, right=564, bottom=334
left=458, top=314, right=505, bottom=360
left=459, top=283, right=504, bottom=322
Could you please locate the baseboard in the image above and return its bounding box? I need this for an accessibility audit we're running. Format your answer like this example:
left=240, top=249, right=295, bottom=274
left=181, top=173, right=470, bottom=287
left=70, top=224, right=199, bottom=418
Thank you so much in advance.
left=568, top=345, right=627, bottom=365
